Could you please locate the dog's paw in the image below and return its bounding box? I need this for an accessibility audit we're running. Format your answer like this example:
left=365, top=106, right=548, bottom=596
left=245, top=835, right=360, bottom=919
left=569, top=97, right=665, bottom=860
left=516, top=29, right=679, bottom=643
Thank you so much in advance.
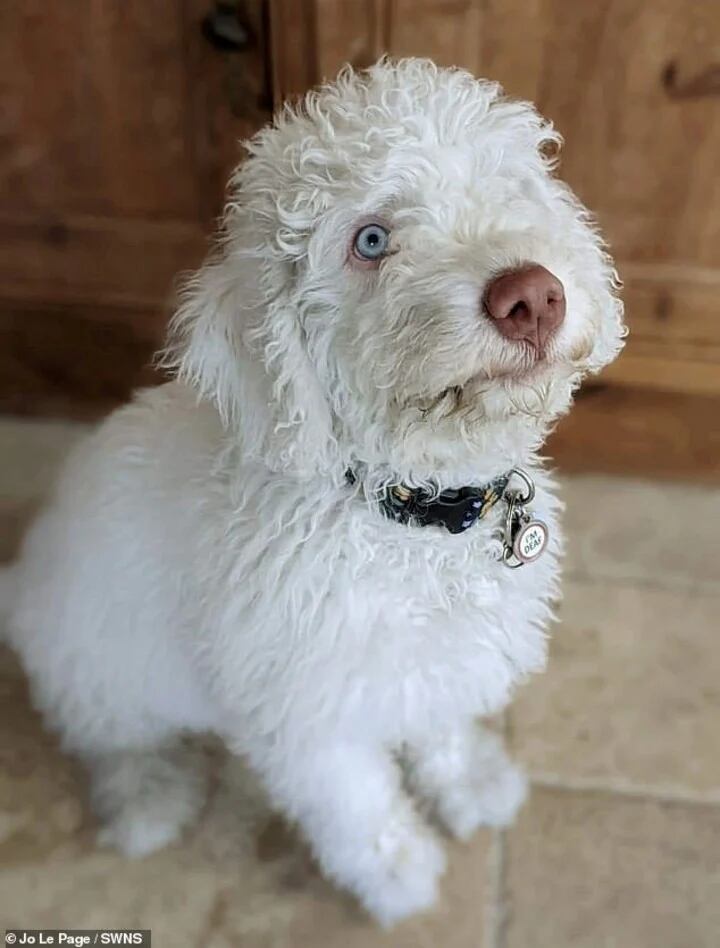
left=90, top=747, right=206, bottom=858
left=357, top=819, right=446, bottom=927
left=97, top=806, right=187, bottom=858
left=437, top=753, right=528, bottom=840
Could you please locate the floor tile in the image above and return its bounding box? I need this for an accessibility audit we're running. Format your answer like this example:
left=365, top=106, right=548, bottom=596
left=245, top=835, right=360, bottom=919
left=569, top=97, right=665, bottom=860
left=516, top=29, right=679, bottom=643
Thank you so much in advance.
left=509, top=579, right=720, bottom=796
left=561, top=475, right=720, bottom=593
left=504, top=786, right=720, bottom=948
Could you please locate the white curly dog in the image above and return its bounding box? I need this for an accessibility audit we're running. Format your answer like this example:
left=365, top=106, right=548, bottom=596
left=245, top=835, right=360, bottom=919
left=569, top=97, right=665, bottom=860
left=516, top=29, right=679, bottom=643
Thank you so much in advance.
left=3, top=59, right=624, bottom=925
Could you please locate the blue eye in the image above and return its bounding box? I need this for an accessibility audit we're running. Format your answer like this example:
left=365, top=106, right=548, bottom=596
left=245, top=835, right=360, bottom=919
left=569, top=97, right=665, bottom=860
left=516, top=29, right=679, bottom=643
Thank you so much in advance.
left=353, top=223, right=390, bottom=260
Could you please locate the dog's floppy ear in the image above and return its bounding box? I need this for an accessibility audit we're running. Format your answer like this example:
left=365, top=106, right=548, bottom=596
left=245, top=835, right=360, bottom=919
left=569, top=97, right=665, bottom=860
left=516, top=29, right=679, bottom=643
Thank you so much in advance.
left=162, top=93, right=349, bottom=475
left=161, top=223, right=337, bottom=476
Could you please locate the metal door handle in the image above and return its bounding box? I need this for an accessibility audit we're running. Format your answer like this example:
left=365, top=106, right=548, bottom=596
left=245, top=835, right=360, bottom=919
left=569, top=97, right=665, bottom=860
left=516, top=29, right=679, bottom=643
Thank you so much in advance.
left=202, top=1, right=251, bottom=52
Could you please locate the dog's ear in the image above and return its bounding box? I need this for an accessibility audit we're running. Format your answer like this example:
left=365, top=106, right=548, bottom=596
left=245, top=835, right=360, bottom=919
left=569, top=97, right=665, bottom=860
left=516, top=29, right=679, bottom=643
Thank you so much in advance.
left=162, top=96, right=347, bottom=475
left=161, top=235, right=337, bottom=476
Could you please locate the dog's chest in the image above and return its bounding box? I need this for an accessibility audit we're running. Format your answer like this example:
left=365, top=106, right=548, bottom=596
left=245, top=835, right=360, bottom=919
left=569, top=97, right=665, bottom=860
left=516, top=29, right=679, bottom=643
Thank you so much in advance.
left=214, top=480, right=560, bottom=740
left=293, top=515, right=558, bottom=738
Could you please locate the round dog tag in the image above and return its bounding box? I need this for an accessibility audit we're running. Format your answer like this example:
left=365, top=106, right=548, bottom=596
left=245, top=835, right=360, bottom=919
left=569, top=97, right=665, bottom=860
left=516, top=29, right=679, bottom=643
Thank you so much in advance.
left=512, top=519, right=549, bottom=564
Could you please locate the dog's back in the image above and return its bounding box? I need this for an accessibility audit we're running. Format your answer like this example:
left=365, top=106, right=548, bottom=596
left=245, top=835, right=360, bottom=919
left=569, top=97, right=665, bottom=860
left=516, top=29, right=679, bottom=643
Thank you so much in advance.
left=5, top=382, right=225, bottom=753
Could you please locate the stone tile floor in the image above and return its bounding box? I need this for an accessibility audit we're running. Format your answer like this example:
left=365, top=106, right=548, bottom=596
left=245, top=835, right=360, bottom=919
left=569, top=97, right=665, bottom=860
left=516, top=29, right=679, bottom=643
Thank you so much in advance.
left=0, top=417, right=718, bottom=947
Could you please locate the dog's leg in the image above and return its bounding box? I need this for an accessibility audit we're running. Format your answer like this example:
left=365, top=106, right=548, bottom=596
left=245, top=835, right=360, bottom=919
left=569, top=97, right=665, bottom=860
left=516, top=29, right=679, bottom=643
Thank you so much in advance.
left=248, top=739, right=446, bottom=926
left=404, top=721, right=527, bottom=840
left=87, top=742, right=208, bottom=857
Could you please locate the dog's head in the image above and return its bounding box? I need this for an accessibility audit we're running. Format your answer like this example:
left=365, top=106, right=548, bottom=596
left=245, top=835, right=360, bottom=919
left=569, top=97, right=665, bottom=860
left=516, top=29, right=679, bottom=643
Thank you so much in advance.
left=167, top=59, right=625, bottom=481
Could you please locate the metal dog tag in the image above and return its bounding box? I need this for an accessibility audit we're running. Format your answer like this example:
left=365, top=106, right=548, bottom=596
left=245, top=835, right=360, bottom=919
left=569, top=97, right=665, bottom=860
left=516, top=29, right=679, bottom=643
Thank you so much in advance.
left=512, top=517, right=549, bottom=564
left=500, top=468, right=550, bottom=568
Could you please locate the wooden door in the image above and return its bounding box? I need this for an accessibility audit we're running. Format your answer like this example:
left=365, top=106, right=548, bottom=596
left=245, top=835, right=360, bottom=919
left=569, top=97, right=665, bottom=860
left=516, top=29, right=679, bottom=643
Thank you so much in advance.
left=3, top=0, right=718, bottom=477
left=0, top=0, right=270, bottom=416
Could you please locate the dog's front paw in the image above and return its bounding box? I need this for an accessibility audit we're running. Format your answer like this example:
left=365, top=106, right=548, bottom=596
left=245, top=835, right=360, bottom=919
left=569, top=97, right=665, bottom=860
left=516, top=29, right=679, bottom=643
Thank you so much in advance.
left=97, top=809, right=186, bottom=858
left=438, top=752, right=528, bottom=840
left=357, top=819, right=447, bottom=927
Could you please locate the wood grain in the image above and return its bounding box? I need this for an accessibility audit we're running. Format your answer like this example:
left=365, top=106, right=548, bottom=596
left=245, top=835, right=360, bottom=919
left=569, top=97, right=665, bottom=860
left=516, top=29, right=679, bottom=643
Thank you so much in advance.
left=268, top=0, right=320, bottom=102
left=0, top=305, right=164, bottom=420
left=548, top=385, right=720, bottom=483
left=0, top=0, right=198, bottom=219
left=0, top=214, right=207, bottom=311
left=0, top=0, right=270, bottom=415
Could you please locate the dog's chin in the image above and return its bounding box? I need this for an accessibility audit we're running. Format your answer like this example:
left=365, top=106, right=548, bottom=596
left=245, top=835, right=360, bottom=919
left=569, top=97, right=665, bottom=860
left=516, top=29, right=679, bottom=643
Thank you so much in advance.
left=441, top=349, right=553, bottom=401
left=412, top=345, right=584, bottom=425
left=406, top=317, right=599, bottom=419
left=471, top=333, right=594, bottom=389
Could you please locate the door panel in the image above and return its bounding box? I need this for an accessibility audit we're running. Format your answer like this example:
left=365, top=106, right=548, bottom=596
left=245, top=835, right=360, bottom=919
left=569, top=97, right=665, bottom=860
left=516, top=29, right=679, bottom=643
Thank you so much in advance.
left=0, top=1, right=199, bottom=219
left=0, top=0, right=270, bottom=412
left=0, top=214, right=205, bottom=311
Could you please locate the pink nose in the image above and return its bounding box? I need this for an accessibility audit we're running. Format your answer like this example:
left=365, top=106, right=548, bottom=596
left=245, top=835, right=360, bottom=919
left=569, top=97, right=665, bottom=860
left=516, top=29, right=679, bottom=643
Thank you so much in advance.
left=484, top=264, right=566, bottom=350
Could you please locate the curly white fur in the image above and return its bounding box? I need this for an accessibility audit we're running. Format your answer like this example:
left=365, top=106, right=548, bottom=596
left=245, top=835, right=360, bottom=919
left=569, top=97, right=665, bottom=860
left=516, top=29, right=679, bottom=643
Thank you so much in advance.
left=4, top=60, right=624, bottom=925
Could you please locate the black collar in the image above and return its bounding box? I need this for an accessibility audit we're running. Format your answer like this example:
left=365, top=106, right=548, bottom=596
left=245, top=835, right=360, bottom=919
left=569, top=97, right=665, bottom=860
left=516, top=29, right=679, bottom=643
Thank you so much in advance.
left=346, top=469, right=511, bottom=535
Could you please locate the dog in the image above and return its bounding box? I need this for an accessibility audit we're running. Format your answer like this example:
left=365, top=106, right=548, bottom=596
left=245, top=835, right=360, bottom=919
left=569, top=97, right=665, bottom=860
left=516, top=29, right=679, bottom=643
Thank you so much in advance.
left=2, top=59, right=624, bottom=925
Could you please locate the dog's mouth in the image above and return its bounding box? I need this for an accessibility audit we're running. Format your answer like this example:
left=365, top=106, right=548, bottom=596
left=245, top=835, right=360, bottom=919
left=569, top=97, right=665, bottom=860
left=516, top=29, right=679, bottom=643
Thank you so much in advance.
left=414, top=347, right=577, bottom=418
left=409, top=326, right=596, bottom=419
left=478, top=327, right=596, bottom=381
left=470, top=344, right=557, bottom=386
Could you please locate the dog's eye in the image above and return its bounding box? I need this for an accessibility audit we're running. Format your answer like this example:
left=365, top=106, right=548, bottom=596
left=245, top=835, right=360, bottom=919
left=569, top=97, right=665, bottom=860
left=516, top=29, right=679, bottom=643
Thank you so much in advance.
left=353, top=223, right=390, bottom=261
